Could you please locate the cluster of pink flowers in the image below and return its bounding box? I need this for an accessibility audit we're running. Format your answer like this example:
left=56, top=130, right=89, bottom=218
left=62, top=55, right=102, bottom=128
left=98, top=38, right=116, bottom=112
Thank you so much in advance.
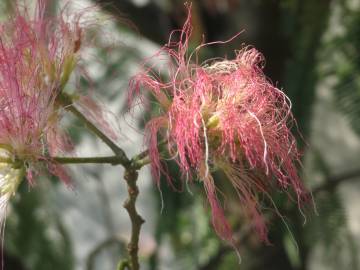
left=0, top=0, right=309, bottom=249
left=130, top=8, right=309, bottom=243
left=0, top=0, right=78, bottom=183
left=0, top=0, right=114, bottom=217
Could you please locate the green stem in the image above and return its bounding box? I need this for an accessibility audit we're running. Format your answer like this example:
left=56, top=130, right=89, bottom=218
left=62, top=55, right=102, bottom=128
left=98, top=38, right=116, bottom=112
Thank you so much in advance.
left=53, top=156, right=125, bottom=165
left=1, top=152, right=153, bottom=170
left=130, top=155, right=151, bottom=170
left=57, top=92, right=152, bottom=269
left=1, top=156, right=127, bottom=166
left=130, top=140, right=167, bottom=170
left=58, top=93, right=130, bottom=165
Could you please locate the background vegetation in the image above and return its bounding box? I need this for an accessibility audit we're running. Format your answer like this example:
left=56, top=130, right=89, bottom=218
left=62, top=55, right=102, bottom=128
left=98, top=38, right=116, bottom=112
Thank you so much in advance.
left=2, top=0, right=360, bottom=269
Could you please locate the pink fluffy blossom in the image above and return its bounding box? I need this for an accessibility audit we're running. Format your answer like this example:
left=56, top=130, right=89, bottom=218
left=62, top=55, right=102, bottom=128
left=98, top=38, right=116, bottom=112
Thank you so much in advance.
left=130, top=6, right=309, bottom=244
left=0, top=0, right=76, bottom=183
left=0, top=0, right=114, bottom=216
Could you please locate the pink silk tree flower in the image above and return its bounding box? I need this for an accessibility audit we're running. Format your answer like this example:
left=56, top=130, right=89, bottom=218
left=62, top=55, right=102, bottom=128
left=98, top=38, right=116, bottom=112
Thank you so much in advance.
left=129, top=6, right=309, bottom=244
left=0, top=0, right=74, bottom=211
left=0, top=0, right=114, bottom=221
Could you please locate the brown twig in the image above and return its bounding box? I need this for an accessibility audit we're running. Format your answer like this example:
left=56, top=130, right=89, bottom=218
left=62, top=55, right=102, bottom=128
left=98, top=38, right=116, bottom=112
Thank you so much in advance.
left=123, top=168, right=145, bottom=270
left=59, top=93, right=147, bottom=269
left=312, top=168, right=360, bottom=195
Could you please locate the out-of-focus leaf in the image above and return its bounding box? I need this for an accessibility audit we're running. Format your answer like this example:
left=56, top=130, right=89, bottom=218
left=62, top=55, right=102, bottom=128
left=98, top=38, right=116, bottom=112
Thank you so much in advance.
left=324, top=7, right=360, bottom=136
left=5, top=180, right=74, bottom=270
left=305, top=149, right=360, bottom=269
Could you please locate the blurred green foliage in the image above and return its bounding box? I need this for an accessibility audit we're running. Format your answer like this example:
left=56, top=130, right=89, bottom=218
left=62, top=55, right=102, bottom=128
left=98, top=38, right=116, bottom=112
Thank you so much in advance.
left=5, top=179, right=74, bottom=270
left=3, top=0, right=360, bottom=269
